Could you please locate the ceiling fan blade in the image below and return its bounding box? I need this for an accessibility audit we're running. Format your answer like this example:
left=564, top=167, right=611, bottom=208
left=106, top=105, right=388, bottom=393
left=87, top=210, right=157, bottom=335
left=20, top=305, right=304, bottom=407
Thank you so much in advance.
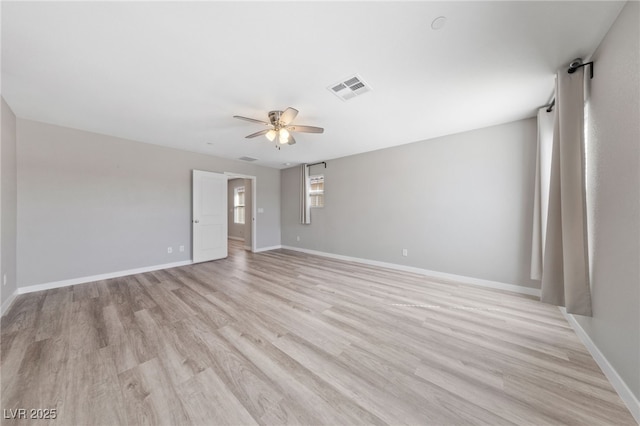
left=245, top=129, right=271, bottom=138
left=280, top=107, right=299, bottom=125
left=287, top=134, right=297, bottom=145
left=287, top=125, right=324, bottom=134
left=233, top=115, right=270, bottom=126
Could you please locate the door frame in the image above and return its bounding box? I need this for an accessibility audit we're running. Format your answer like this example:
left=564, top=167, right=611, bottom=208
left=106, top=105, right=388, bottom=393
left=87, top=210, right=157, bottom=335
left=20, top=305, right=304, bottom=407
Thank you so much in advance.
left=224, top=172, right=257, bottom=253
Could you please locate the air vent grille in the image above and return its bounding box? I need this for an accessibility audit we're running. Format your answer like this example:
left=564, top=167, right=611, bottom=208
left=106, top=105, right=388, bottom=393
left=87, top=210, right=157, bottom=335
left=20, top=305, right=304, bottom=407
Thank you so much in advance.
left=343, top=77, right=360, bottom=86
left=239, top=156, right=258, bottom=162
left=327, top=74, right=371, bottom=101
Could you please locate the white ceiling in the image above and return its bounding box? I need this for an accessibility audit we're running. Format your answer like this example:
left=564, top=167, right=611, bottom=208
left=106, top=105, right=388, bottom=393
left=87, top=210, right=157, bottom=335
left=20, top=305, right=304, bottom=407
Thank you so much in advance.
left=1, top=1, right=625, bottom=169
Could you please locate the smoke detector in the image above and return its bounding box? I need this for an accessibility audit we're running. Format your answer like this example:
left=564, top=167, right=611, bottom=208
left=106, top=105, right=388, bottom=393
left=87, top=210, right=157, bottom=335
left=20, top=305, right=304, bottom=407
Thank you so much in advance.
left=431, top=16, right=447, bottom=30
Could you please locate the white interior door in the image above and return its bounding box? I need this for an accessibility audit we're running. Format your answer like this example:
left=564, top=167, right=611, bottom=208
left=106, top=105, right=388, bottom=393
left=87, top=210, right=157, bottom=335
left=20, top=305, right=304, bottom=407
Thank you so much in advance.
left=192, top=170, right=228, bottom=263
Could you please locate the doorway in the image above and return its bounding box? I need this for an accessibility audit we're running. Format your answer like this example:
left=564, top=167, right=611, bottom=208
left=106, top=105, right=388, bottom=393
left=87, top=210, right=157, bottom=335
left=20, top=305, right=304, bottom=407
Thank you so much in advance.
left=225, top=172, right=257, bottom=252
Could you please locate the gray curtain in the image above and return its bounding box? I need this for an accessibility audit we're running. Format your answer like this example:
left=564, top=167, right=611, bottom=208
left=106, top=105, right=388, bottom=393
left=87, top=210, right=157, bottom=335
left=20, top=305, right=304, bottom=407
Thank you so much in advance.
left=300, top=164, right=311, bottom=224
left=537, top=67, right=592, bottom=316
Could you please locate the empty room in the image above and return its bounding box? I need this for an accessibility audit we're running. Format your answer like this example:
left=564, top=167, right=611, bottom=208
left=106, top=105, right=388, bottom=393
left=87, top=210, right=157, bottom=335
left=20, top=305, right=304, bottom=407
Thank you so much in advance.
left=1, top=1, right=638, bottom=425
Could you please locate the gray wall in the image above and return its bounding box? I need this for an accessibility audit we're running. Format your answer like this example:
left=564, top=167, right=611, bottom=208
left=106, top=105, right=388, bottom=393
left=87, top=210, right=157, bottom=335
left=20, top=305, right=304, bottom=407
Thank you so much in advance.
left=1, top=97, right=18, bottom=309
left=281, top=118, right=539, bottom=288
left=227, top=178, right=246, bottom=240
left=16, top=119, right=280, bottom=287
left=577, top=1, right=639, bottom=400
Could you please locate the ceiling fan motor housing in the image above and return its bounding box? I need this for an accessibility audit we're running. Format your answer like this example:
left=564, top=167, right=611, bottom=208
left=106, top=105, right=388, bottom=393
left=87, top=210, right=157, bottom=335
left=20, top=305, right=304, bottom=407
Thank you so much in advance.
left=268, top=110, right=283, bottom=126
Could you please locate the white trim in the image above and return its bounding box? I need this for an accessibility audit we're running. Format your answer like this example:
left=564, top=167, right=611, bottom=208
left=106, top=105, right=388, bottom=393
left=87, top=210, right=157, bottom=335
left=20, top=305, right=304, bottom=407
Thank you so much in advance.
left=228, top=236, right=245, bottom=242
left=254, top=245, right=282, bottom=253
left=1, top=290, right=18, bottom=317
left=17, top=260, right=193, bottom=295
left=560, top=308, right=640, bottom=423
left=281, top=245, right=541, bottom=297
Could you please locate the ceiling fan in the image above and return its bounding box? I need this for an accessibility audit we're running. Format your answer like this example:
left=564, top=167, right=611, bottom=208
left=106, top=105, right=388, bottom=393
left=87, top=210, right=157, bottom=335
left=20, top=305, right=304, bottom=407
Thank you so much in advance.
left=233, top=107, right=324, bottom=149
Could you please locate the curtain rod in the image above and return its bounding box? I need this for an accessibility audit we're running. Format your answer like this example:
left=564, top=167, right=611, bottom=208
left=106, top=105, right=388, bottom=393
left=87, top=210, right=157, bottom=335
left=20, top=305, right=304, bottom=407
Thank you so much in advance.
left=546, top=99, right=555, bottom=112
left=544, top=58, right=595, bottom=113
left=568, top=58, right=594, bottom=79
left=307, top=161, right=326, bottom=168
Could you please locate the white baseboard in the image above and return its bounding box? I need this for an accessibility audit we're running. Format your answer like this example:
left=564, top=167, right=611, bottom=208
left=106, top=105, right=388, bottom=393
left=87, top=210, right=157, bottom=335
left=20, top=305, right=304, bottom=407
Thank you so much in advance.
left=1, top=290, right=18, bottom=317
left=560, top=308, right=640, bottom=423
left=281, top=245, right=541, bottom=297
left=17, top=260, right=193, bottom=295
left=254, top=245, right=282, bottom=253
left=228, top=236, right=245, bottom=242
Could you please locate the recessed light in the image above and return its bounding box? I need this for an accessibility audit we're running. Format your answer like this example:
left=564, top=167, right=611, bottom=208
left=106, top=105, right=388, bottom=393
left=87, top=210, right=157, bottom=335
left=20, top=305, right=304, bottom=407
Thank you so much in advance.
left=283, top=162, right=291, bottom=166
left=431, top=16, right=447, bottom=30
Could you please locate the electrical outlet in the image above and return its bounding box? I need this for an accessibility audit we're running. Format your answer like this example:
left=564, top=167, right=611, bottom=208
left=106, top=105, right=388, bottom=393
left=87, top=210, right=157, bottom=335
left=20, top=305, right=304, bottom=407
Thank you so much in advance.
left=179, top=245, right=184, bottom=252
left=167, top=247, right=173, bottom=254
left=296, top=236, right=300, bottom=242
left=402, top=249, right=408, bottom=257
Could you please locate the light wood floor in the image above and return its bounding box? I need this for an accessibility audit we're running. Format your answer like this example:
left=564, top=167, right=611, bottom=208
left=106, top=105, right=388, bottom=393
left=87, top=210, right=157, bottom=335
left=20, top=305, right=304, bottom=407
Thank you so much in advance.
left=1, top=240, right=635, bottom=425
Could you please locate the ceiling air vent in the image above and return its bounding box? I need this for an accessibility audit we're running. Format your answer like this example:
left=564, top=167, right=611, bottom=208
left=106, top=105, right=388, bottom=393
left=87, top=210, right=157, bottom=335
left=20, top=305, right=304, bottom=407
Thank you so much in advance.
left=327, top=74, right=371, bottom=101
left=239, top=156, right=258, bottom=162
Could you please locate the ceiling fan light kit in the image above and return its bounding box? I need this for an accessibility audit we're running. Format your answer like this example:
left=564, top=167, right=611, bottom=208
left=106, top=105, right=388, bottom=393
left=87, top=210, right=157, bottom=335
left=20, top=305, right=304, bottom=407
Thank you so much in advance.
left=278, top=128, right=290, bottom=144
left=234, top=107, right=324, bottom=150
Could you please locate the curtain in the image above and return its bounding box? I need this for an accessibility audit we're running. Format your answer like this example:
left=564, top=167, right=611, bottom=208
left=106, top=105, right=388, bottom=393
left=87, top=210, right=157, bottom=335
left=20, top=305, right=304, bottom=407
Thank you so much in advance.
left=534, top=67, right=592, bottom=316
left=530, top=106, right=555, bottom=280
left=300, top=164, right=311, bottom=224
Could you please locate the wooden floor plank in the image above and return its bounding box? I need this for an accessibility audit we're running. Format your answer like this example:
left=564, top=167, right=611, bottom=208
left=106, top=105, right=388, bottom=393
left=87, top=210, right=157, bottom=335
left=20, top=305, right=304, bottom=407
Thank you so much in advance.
left=0, top=240, right=635, bottom=425
left=218, top=323, right=386, bottom=426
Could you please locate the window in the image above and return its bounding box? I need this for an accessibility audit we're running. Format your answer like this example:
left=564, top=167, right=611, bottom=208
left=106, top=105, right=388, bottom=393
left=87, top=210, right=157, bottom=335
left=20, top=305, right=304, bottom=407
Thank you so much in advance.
left=309, top=175, right=324, bottom=208
left=234, top=186, right=245, bottom=224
